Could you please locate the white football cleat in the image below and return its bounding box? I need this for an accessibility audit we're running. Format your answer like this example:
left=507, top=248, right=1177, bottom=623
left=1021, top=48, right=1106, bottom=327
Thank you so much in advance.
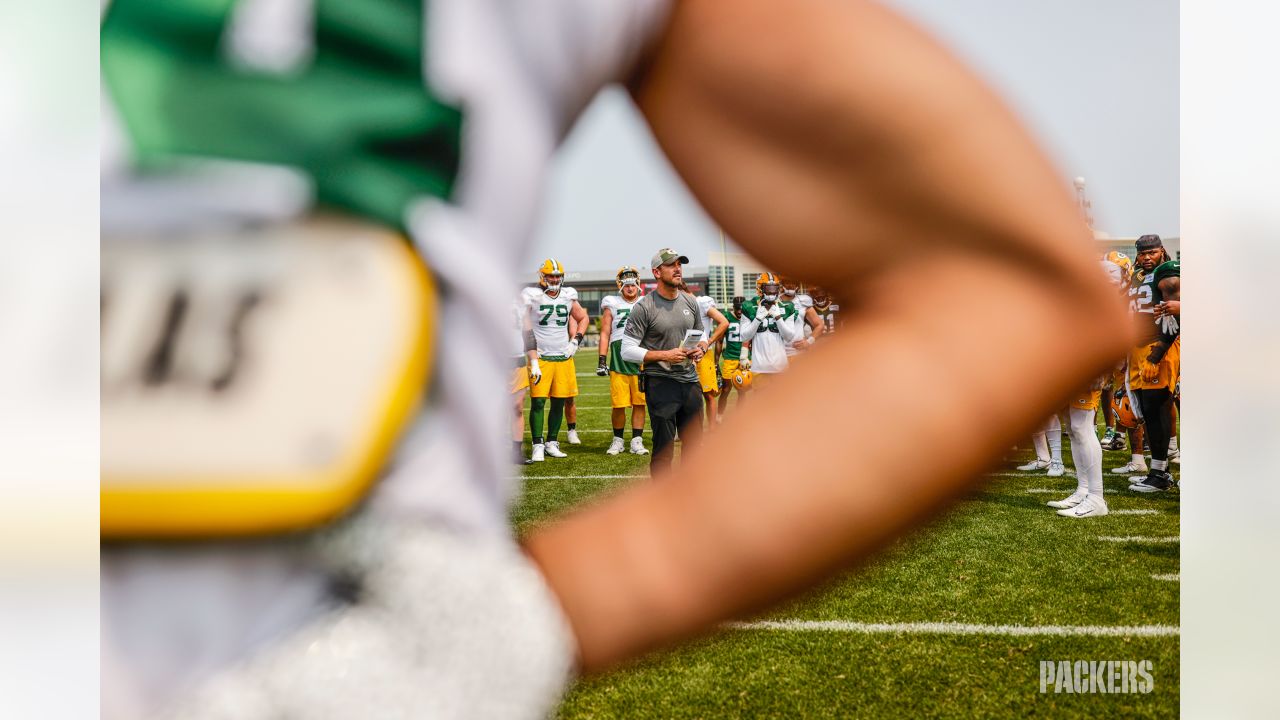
left=566, top=429, right=582, bottom=445
left=605, top=437, right=625, bottom=455
left=531, top=444, right=545, bottom=462
left=629, top=436, right=649, bottom=455
left=544, top=441, right=568, bottom=458
left=1056, top=495, right=1108, bottom=518
left=1047, top=461, right=1065, bottom=477
left=1110, top=460, right=1148, bottom=474
left=1016, top=459, right=1050, bottom=471
left=1046, top=491, right=1087, bottom=509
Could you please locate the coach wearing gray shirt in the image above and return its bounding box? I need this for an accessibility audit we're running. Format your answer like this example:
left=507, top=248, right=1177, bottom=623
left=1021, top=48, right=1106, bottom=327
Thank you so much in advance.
left=620, top=248, right=709, bottom=474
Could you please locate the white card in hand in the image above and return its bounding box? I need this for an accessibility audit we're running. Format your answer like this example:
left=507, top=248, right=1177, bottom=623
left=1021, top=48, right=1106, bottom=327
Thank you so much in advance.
left=680, top=329, right=705, bottom=350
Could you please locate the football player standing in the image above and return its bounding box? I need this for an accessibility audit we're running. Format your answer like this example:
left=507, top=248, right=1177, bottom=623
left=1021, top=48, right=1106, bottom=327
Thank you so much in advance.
left=597, top=266, right=650, bottom=455
left=522, top=259, right=588, bottom=462
left=717, top=296, right=750, bottom=415
left=808, top=286, right=840, bottom=339
left=1130, top=248, right=1180, bottom=493
left=692, top=290, right=731, bottom=426
left=511, top=300, right=542, bottom=464
left=738, top=273, right=800, bottom=391
left=780, top=276, right=824, bottom=356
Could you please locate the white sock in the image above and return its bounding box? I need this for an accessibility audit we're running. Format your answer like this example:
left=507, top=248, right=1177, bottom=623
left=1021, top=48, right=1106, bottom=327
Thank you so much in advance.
left=1047, top=415, right=1062, bottom=463
left=1169, top=436, right=1178, bottom=452
left=1131, top=453, right=1144, bottom=466
left=1032, top=432, right=1049, bottom=462
left=1069, top=408, right=1103, bottom=496
left=1152, top=459, right=1168, bottom=471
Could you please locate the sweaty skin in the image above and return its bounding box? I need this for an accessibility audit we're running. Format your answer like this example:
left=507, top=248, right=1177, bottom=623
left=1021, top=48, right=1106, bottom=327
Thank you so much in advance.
left=525, top=0, right=1129, bottom=672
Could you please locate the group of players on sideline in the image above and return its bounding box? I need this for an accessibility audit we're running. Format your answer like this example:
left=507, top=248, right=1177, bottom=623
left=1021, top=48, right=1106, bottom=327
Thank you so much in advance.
left=510, top=259, right=842, bottom=464
left=1021, top=233, right=1181, bottom=519
left=510, top=233, right=1180, bottom=521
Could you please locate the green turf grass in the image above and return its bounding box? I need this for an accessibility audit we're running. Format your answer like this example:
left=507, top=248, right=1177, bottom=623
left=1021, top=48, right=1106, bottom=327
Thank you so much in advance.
left=514, top=354, right=1179, bottom=718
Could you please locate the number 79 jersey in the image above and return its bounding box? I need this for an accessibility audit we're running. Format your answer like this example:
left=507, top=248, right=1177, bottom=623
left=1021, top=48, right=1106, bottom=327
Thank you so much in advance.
left=521, top=285, right=579, bottom=360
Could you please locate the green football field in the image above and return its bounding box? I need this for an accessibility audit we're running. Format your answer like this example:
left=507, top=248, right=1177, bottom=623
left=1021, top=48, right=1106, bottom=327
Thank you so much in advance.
left=513, top=354, right=1179, bottom=719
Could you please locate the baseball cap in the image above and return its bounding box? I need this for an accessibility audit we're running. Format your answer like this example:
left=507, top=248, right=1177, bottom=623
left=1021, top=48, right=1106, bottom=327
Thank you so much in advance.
left=650, top=248, right=690, bottom=269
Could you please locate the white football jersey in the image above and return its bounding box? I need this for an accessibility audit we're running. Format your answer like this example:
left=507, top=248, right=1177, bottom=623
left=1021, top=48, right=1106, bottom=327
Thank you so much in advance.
left=600, top=294, right=640, bottom=334
left=784, top=293, right=814, bottom=356
left=521, top=286, right=580, bottom=358
left=101, top=1, right=676, bottom=713
left=696, top=295, right=717, bottom=336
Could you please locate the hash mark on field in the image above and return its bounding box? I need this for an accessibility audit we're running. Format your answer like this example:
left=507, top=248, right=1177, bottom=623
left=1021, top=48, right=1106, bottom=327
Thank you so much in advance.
left=1151, top=574, right=1180, bottom=582
left=726, top=620, right=1179, bottom=637
left=1098, top=535, right=1179, bottom=543
left=1110, top=509, right=1159, bottom=515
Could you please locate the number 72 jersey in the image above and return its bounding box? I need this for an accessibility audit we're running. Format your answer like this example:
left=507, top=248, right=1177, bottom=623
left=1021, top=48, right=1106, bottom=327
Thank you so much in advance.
left=520, top=285, right=578, bottom=359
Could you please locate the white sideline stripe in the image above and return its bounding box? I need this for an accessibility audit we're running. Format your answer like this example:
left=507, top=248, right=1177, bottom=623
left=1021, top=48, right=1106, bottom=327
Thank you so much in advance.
left=726, top=620, right=1179, bottom=638
left=1099, top=535, right=1179, bottom=543
left=1025, top=488, right=1058, bottom=494
left=517, top=474, right=644, bottom=481
left=1110, top=509, right=1159, bottom=516
left=1151, top=574, right=1180, bottom=582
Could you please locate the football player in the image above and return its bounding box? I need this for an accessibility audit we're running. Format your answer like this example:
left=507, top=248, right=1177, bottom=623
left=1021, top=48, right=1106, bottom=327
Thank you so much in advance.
left=1046, top=261, right=1119, bottom=518
left=717, top=296, right=750, bottom=415
left=737, top=273, right=800, bottom=390
left=564, top=397, right=582, bottom=445
left=511, top=300, right=542, bottom=465
left=101, top=1, right=1131, bottom=716
left=692, top=289, right=731, bottom=426
left=1016, top=415, right=1062, bottom=474
left=1130, top=253, right=1180, bottom=493
left=597, top=266, right=650, bottom=455
left=1098, top=253, right=1132, bottom=450
left=1045, top=382, right=1109, bottom=517
left=521, top=259, right=588, bottom=462
left=808, top=286, right=841, bottom=338
left=780, top=276, right=824, bottom=355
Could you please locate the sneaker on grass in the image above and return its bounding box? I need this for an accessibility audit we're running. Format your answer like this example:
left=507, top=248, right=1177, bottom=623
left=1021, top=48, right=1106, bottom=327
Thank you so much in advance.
left=605, top=437, right=625, bottom=455
left=1057, top=495, right=1109, bottom=518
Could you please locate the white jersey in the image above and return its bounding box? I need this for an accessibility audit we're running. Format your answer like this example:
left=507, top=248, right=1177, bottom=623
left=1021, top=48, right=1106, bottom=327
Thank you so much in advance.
left=696, top=295, right=718, bottom=337
left=784, top=293, right=814, bottom=357
left=512, top=300, right=529, bottom=358
left=521, top=286, right=580, bottom=358
left=100, top=2, right=677, bottom=713
left=600, top=294, right=641, bottom=334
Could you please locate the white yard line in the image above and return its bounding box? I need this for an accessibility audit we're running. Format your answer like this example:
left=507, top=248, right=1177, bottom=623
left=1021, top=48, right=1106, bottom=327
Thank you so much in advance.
left=1150, top=574, right=1180, bottom=582
left=1098, top=536, right=1179, bottom=543
left=1110, top=509, right=1160, bottom=516
left=1025, top=488, right=1059, bottom=494
left=517, top=474, right=645, bottom=481
left=726, top=620, right=1179, bottom=637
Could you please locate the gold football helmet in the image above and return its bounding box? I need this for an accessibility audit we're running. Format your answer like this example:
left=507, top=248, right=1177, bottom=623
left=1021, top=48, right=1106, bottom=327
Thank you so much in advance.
left=538, top=258, right=565, bottom=291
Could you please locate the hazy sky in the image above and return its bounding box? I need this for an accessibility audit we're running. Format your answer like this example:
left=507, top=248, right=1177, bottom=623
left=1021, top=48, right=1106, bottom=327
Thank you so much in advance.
left=529, top=0, right=1178, bottom=272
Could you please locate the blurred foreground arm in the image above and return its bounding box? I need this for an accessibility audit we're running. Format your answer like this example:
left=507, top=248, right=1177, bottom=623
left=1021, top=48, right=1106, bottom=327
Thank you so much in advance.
left=525, top=0, right=1129, bottom=672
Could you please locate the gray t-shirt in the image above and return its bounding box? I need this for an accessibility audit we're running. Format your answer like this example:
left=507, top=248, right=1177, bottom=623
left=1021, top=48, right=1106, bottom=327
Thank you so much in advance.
left=623, top=291, right=701, bottom=382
